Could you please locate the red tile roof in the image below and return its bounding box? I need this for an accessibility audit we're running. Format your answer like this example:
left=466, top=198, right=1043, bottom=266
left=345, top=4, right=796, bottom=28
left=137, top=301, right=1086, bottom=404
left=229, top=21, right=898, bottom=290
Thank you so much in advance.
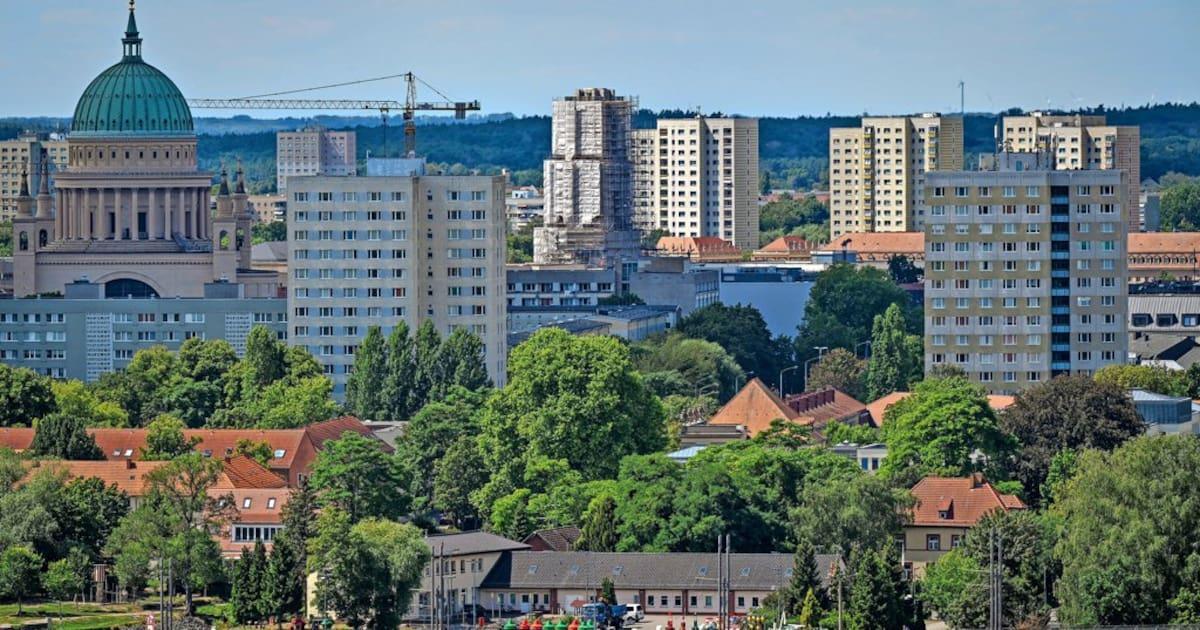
left=707, top=378, right=797, bottom=436
left=655, top=236, right=743, bottom=261
left=754, top=235, right=823, bottom=258
left=304, top=416, right=393, bottom=453
left=784, top=388, right=869, bottom=428
left=218, top=455, right=289, bottom=489
left=829, top=232, right=925, bottom=258
left=865, top=392, right=1016, bottom=426
left=23, top=460, right=168, bottom=496
left=910, top=474, right=1025, bottom=527
left=1128, top=232, right=1200, bottom=254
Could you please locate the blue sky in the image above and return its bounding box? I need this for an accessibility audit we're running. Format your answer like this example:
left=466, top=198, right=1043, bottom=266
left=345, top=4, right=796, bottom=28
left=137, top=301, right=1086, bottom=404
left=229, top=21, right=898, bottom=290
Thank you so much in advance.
left=2, top=0, right=1198, bottom=119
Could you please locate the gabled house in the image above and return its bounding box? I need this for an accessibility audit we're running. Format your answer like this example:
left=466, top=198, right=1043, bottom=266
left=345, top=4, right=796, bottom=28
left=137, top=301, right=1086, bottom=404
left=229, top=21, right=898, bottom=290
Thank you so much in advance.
left=904, top=473, right=1025, bottom=574
left=705, top=378, right=869, bottom=439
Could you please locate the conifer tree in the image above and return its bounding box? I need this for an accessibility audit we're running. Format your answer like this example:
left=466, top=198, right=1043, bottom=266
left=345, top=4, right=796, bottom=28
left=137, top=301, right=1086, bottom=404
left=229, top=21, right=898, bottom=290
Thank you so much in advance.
left=383, top=322, right=416, bottom=420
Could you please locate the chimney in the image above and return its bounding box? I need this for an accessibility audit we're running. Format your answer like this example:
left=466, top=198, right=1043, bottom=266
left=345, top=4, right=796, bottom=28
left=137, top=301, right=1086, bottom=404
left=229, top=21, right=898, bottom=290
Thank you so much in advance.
left=970, top=472, right=986, bottom=488
left=125, top=460, right=136, bottom=470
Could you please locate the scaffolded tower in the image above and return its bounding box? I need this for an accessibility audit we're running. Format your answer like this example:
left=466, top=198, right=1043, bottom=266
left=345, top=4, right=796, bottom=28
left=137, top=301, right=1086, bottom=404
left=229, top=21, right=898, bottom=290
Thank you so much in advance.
left=535, top=88, right=641, bottom=266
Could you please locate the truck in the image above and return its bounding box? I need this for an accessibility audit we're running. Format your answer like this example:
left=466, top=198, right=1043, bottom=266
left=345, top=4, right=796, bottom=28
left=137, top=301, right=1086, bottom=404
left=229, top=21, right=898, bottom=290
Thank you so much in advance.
left=580, top=603, right=628, bottom=630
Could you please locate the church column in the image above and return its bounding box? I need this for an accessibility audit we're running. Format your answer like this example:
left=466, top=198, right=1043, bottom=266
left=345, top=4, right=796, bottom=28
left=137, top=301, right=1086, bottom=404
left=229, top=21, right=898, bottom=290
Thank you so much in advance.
left=164, top=187, right=173, bottom=239
left=82, top=188, right=92, bottom=241
left=179, top=188, right=189, bottom=238
left=55, top=190, right=65, bottom=239
left=201, top=188, right=209, bottom=240
left=114, top=186, right=124, bottom=240
left=148, top=188, right=159, bottom=240
left=191, top=188, right=201, bottom=239
left=71, top=189, right=81, bottom=240
left=131, top=188, right=140, bottom=240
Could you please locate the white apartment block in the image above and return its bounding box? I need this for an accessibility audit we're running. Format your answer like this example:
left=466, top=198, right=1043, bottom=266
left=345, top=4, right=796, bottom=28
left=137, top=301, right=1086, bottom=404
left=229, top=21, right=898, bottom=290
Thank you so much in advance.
left=0, top=133, right=67, bottom=221
left=829, top=114, right=963, bottom=239
left=632, top=117, right=759, bottom=249
left=924, top=153, right=1128, bottom=394
left=276, top=127, right=356, bottom=192
left=1001, top=112, right=1140, bottom=232
left=286, top=175, right=507, bottom=396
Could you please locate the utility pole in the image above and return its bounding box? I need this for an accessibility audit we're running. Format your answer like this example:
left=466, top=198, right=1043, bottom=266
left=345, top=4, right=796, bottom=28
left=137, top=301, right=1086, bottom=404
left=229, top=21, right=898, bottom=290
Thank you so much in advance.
left=987, top=526, right=1004, bottom=630
left=836, top=550, right=843, bottom=630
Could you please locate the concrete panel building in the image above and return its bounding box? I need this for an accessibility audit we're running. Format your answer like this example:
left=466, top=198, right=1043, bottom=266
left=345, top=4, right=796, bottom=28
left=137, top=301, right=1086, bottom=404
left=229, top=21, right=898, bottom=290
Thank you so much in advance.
left=0, top=279, right=285, bottom=381
left=924, top=152, right=1128, bottom=393
left=276, top=126, right=356, bottom=192
left=535, top=88, right=640, bottom=265
left=631, top=117, right=760, bottom=249
left=1001, top=112, right=1140, bottom=232
left=287, top=174, right=507, bottom=396
left=829, top=114, right=963, bottom=239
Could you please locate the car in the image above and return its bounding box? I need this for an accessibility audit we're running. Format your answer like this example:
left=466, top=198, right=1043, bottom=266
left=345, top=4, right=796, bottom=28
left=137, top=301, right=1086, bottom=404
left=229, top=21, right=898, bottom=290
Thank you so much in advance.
left=622, top=605, right=644, bottom=623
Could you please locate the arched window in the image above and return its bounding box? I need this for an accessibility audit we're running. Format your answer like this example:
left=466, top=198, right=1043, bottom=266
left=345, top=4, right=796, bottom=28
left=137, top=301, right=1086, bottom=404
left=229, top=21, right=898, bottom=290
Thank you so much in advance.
left=219, top=230, right=230, bottom=250
left=104, top=278, right=159, bottom=298
left=18, top=231, right=28, bottom=251
left=38, top=230, right=48, bottom=248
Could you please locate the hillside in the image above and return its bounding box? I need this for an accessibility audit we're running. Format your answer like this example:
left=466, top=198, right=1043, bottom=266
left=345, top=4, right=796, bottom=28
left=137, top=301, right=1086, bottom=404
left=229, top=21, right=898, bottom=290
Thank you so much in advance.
left=4, top=103, right=1200, bottom=192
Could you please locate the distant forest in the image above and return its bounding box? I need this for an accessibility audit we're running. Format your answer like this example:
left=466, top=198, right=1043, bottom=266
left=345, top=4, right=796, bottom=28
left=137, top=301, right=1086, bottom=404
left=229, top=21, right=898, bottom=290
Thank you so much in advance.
left=4, top=103, right=1200, bottom=193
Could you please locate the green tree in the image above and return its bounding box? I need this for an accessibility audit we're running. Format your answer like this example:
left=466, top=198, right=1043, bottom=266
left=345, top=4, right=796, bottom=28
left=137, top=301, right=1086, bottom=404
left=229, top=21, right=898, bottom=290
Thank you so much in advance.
left=961, top=509, right=1054, bottom=627
left=115, top=346, right=182, bottom=425
left=141, top=414, right=197, bottom=459
left=52, top=380, right=128, bottom=427
left=1054, top=435, right=1200, bottom=625
left=821, top=421, right=879, bottom=446
left=309, top=509, right=431, bottom=629
left=399, top=387, right=483, bottom=509
left=0, top=364, right=56, bottom=427
left=252, top=220, right=287, bottom=243
left=243, top=326, right=286, bottom=392
left=432, top=436, right=488, bottom=529
left=1094, top=363, right=1189, bottom=396
left=488, top=488, right=534, bottom=541
left=310, top=433, right=409, bottom=522
left=865, top=303, right=923, bottom=400
left=847, top=544, right=905, bottom=630
left=110, top=454, right=233, bottom=613
left=920, top=550, right=986, bottom=629
left=266, top=480, right=318, bottom=619
left=478, top=328, right=665, bottom=504
left=791, top=473, right=909, bottom=558
left=30, top=413, right=103, bottom=460
left=231, top=541, right=269, bottom=623
left=633, top=334, right=744, bottom=402
left=778, top=538, right=826, bottom=614
left=805, top=348, right=866, bottom=400
left=59, top=476, right=130, bottom=560
left=44, top=548, right=90, bottom=606
left=241, top=376, right=338, bottom=429
left=798, top=588, right=820, bottom=627
left=177, top=338, right=238, bottom=383
left=676, top=303, right=786, bottom=388
left=234, top=438, right=273, bottom=467
left=412, top=320, right=443, bottom=410
left=440, top=327, right=491, bottom=394
left=1000, top=375, right=1144, bottom=505
left=578, top=494, right=619, bottom=552
left=600, top=577, right=617, bottom=604
left=879, top=376, right=1013, bottom=482
left=346, top=326, right=389, bottom=422
left=0, top=545, right=42, bottom=615
left=886, top=254, right=921, bottom=284
left=797, top=264, right=916, bottom=364
left=1161, top=179, right=1200, bottom=230
left=382, top=322, right=417, bottom=421
left=0, top=447, right=25, bottom=493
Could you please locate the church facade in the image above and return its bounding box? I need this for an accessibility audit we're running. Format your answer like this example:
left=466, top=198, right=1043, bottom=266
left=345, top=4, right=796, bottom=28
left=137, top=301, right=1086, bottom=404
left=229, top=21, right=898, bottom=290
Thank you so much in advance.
left=10, top=4, right=277, bottom=299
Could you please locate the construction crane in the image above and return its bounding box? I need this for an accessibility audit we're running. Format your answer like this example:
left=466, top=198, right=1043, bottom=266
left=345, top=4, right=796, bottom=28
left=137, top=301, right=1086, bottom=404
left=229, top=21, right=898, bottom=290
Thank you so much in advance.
left=188, top=72, right=480, bottom=157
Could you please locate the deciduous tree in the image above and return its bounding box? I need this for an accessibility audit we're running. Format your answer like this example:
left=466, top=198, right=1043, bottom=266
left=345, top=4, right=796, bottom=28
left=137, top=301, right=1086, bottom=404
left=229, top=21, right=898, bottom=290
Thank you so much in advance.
left=346, top=326, right=389, bottom=422
left=805, top=348, right=865, bottom=400
left=310, top=433, right=409, bottom=522
left=0, top=545, right=42, bottom=615
left=865, top=303, right=922, bottom=400
left=383, top=322, right=417, bottom=420
left=31, top=413, right=103, bottom=460
left=0, top=364, right=56, bottom=427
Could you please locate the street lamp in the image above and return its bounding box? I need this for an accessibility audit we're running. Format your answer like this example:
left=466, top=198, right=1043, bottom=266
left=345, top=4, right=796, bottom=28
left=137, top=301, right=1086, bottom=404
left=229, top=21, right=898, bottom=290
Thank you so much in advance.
left=778, top=365, right=800, bottom=396
left=805, top=347, right=829, bottom=383
left=855, top=340, right=872, bottom=359
left=734, top=371, right=755, bottom=392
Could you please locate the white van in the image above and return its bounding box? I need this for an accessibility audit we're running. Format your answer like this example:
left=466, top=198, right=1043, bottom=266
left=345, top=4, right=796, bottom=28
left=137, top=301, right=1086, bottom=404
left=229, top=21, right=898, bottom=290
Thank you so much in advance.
left=623, top=604, right=645, bottom=623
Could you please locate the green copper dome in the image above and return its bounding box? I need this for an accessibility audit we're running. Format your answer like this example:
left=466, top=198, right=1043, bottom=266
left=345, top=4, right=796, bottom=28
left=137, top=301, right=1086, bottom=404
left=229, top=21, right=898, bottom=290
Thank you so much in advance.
left=70, top=5, right=193, bottom=137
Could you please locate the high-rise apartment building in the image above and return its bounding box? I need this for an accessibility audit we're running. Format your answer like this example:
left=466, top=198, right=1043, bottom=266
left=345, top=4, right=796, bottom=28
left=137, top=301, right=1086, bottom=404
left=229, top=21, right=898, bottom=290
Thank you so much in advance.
left=287, top=174, right=507, bottom=396
left=535, top=88, right=639, bottom=265
left=1001, top=112, right=1140, bottom=232
left=276, top=126, right=356, bottom=192
left=924, top=152, right=1128, bottom=394
left=0, top=133, right=67, bottom=221
left=631, top=117, right=760, bottom=249
left=829, top=114, right=963, bottom=239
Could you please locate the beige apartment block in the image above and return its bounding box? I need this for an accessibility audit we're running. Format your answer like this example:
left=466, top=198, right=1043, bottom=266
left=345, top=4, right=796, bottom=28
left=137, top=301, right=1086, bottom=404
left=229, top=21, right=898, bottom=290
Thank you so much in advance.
left=924, top=153, right=1128, bottom=394
left=632, top=117, right=759, bottom=249
left=0, top=134, right=68, bottom=221
left=276, top=126, right=356, bottom=192
left=829, top=114, right=963, bottom=239
left=1002, top=112, right=1140, bottom=232
left=287, top=174, right=508, bottom=396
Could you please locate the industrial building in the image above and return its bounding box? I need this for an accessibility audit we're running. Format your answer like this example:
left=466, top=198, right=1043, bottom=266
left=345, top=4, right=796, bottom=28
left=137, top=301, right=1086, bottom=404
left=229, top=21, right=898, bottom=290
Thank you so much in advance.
left=535, top=88, right=640, bottom=266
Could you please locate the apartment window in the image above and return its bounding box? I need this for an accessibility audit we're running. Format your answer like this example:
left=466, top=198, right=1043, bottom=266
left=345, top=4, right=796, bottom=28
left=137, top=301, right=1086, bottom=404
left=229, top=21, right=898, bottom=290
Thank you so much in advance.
left=932, top=187, right=945, bottom=198
left=1002, top=186, right=1016, bottom=198
left=470, top=190, right=487, bottom=201
left=926, top=535, right=941, bottom=551
left=1026, top=186, right=1040, bottom=196
left=369, top=191, right=383, bottom=202
left=1099, top=185, right=1115, bottom=196
left=391, top=191, right=407, bottom=202
left=954, top=186, right=968, bottom=197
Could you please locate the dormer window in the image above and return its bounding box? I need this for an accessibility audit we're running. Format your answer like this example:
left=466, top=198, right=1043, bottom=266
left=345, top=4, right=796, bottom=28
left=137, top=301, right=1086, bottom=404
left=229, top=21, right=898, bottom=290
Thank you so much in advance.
left=938, top=510, right=952, bottom=520
left=242, top=498, right=252, bottom=509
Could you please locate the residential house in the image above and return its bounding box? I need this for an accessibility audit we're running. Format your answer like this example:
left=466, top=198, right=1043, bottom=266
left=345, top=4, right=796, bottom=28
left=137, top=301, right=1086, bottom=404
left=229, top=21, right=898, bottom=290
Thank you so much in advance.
left=865, top=391, right=1016, bottom=427
left=522, top=527, right=581, bottom=552
left=904, top=474, right=1025, bottom=574
left=410, top=532, right=532, bottom=620
left=705, top=379, right=869, bottom=439
left=655, top=236, right=744, bottom=262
